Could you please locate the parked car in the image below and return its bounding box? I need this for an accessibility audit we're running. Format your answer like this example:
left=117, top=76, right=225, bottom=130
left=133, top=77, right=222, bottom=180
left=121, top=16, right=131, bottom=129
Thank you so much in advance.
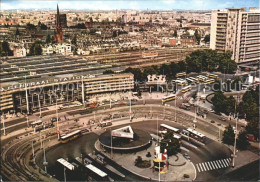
left=218, top=117, right=226, bottom=121
left=202, top=109, right=208, bottom=114
left=183, top=153, right=190, bottom=160
left=210, top=120, right=215, bottom=123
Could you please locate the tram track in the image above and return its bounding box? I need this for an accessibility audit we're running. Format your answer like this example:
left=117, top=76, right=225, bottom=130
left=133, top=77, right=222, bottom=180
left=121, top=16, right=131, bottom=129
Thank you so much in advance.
left=1, top=103, right=219, bottom=181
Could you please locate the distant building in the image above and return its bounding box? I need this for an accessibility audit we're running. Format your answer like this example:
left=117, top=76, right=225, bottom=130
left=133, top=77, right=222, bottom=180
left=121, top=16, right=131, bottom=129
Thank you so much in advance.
left=13, top=47, right=26, bottom=57
left=180, top=35, right=197, bottom=46
left=210, top=8, right=260, bottom=63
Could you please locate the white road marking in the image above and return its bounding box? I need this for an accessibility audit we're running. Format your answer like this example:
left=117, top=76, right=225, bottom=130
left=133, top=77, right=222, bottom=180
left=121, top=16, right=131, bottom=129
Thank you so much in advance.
left=199, top=163, right=204, bottom=172
left=204, top=162, right=210, bottom=171
left=216, top=160, right=223, bottom=168
left=207, top=162, right=212, bottom=170
left=202, top=163, right=207, bottom=171
left=196, top=164, right=201, bottom=172
left=221, top=159, right=228, bottom=167
left=213, top=161, right=219, bottom=169
left=210, top=161, right=216, bottom=169
left=224, top=158, right=230, bottom=166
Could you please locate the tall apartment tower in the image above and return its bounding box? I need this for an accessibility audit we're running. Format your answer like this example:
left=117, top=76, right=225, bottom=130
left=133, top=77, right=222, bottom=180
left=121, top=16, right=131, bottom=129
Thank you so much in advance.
left=210, top=8, right=260, bottom=63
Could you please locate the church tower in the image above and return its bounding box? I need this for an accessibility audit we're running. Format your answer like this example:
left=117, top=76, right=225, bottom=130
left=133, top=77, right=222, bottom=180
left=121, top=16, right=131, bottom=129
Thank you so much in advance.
left=53, top=4, right=64, bottom=43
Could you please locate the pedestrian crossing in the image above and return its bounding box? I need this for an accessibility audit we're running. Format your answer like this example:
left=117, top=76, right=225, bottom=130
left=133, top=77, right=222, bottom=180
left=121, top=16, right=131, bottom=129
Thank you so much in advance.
left=196, top=158, right=231, bottom=172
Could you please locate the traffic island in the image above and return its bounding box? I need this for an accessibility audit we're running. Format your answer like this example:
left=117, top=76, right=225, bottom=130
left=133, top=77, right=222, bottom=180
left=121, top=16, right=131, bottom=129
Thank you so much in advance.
left=95, top=138, right=196, bottom=181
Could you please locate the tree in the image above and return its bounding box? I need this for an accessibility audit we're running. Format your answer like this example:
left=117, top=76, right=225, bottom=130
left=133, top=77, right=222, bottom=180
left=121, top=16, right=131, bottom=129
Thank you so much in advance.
left=34, top=44, right=42, bottom=55
left=194, top=29, right=201, bottom=45
left=15, top=28, right=20, bottom=36
left=40, top=23, right=48, bottom=30
left=26, top=23, right=36, bottom=31
left=212, top=91, right=226, bottom=114
left=246, top=117, right=259, bottom=140
left=73, top=48, right=78, bottom=55
left=222, top=124, right=235, bottom=145
left=1, top=41, right=13, bottom=56
left=173, top=30, right=177, bottom=37
left=103, top=69, right=114, bottom=74
left=237, top=131, right=250, bottom=150
left=185, top=49, right=237, bottom=73
left=46, top=34, right=52, bottom=44
left=29, top=41, right=42, bottom=56
left=204, top=34, right=210, bottom=43
left=71, top=35, right=77, bottom=45
left=225, top=96, right=235, bottom=115
left=160, top=131, right=180, bottom=156
left=159, top=64, right=170, bottom=75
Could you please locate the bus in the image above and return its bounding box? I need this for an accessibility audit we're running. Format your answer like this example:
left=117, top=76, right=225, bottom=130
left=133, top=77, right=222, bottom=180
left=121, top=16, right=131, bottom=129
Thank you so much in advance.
left=181, top=85, right=192, bottom=93
left=98, top=121, right=112, bottom=127
left=173, top=79, right=186, bottom=86
left=60, top=130, right=82, bottom=143
left=186, top=78, right=194, bottom=83
left=189, top=77, right=200, bottom=84
left=162, top=94, right=176, bottom=104
left=85, top=164, right=109, bottom=181
left=206, top=73, right=219, bottom=79
left=30, top=120, right=43, bottom=127
left=197, top=75, right=208, bottom=82
left=203, top=79, right=215, bottom=85
left=176, top=72, right=186, bottom=78
left=160, top=124, right=179, bottom=133
left=181, top=128, right=206, bottom=143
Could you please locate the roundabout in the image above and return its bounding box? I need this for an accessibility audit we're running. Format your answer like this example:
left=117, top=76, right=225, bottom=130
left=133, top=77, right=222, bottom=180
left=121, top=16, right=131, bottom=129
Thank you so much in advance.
left=99, top=127, right=152, bottom=152
left=2, top=103, right=252, bottom=181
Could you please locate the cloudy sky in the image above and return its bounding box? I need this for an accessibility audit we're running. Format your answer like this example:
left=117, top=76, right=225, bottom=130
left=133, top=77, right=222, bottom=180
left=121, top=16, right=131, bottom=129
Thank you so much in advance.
left=1, top=0, right=259, bottom=10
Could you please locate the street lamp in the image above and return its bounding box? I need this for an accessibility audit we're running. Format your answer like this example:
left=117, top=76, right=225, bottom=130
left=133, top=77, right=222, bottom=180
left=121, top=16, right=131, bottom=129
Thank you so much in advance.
left=232, top=94, right=239, bottom=167
left=38, top=94, right=42, bottom=118
left=2, top=114, right=6, bottom=135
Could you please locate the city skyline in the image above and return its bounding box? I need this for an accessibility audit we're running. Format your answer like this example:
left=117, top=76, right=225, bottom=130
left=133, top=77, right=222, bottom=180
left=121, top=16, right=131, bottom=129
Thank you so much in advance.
left=1, top=0, right=259, bottom=10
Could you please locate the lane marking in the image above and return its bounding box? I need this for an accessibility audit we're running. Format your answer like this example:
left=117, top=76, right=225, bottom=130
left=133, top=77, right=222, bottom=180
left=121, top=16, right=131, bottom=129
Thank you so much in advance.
left=196, top=164, right=201, bottom=172
left=199, top=163, right=204, bottom=172
left=217, top=160, right=223, bottom=168
left=202, top=163, right=207, bottom=171
left=204, top=162, right=209, bottom=171
left=221, top=159, right=228, bottom=167
left=207, top=162, right=212, bottom=170
left=213, top=161, right=219, bottom=169
left=224, top=158, right=230, bottom=166
left=210, top=161, right=216, bottom=169
left=216, top=160, right=223, bottom=168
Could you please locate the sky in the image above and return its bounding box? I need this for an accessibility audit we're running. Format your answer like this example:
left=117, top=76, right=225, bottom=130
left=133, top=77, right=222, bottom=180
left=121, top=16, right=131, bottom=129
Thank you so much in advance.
left=1, top=0, right=259, bottom=10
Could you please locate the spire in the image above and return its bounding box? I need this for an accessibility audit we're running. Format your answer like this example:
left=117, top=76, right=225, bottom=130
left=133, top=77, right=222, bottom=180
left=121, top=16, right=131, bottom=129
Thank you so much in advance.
left=56, top=4, right=60, bottom=26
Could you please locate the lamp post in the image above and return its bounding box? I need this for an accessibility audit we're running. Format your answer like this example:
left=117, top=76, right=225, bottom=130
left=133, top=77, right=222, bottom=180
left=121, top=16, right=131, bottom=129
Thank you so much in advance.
left=32, top=141, right=36, bottom=164
left=232, top=94, right=239, bottom=167
left=2, top=114, right=6, bottom=135
left=175, top=96, right=177, bottom=122
left=43, top=142, right=48, bottom=173
left=55, top=90, right=59, bottom=139
left=38, top=94, right=42, bottom=118
left=129, top=98, right=132, bottom=122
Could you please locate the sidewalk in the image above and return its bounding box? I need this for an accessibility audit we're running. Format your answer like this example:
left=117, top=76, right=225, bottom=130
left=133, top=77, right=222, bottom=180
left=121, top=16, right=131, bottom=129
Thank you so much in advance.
left=95, top=140, right=196, bottom=181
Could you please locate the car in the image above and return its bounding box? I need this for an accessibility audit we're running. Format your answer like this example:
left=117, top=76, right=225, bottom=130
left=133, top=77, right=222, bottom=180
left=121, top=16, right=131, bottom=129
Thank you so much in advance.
left=218, top=117, right=226, bottom=121
left=209, top=109, right=215, bottom=113
left=217, top=123, right=221, bottom=126
left=210, top=120, right=215, bottom=123
left=183, top=153, right=190, bottom=160
left=202, top=110, right=208, bottom=114
left=197, top=112, right=204, bottom=117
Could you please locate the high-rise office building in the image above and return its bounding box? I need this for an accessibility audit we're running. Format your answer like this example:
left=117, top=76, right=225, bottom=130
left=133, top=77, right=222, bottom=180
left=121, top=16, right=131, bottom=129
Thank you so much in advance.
left=210, top=8, right=260, bottom=64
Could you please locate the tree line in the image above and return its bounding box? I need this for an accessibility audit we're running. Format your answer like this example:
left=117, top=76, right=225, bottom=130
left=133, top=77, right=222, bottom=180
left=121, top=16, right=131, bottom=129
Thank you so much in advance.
left=123, top=49, right=237, bottom=81
left=221, top=87, right=259, bottom=148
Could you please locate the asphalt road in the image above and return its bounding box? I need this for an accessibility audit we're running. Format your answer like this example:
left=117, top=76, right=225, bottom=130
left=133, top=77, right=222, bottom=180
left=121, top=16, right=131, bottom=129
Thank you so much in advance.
left=38, top=119, right=231, bottom=181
